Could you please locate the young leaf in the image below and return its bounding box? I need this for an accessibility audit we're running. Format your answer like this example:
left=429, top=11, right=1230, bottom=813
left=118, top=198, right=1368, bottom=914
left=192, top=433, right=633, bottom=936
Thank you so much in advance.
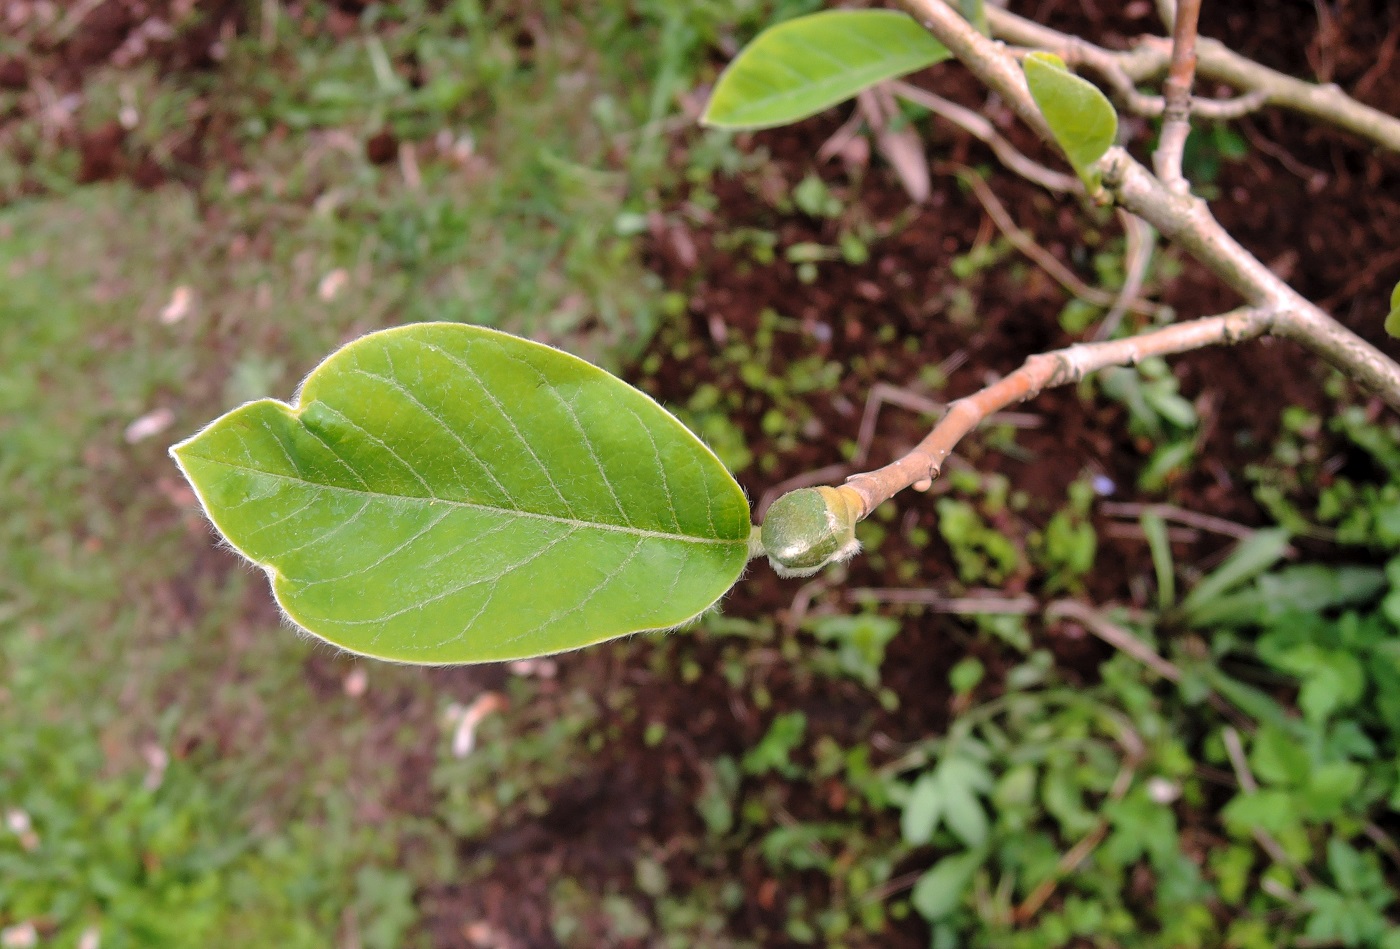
left=1386, top=279, right=1400, bottom=338
left=170, top=323, right=752, bottom=664
left=1022, top=52, right=1118, bottom=184
left=702, top=11, right=951, bottom=131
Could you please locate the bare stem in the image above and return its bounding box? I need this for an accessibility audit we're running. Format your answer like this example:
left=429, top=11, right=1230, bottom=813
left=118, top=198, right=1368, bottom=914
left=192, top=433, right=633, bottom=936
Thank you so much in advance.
left=1046, top=600, right=1181, bottom=682
left=1154, top=0, right=1201, bottom=191
left=948, top=164, right=1157, bottom=316
left=889, top=81, right=1080, bottom=193
left=842, top=307, right=1274, bottom=516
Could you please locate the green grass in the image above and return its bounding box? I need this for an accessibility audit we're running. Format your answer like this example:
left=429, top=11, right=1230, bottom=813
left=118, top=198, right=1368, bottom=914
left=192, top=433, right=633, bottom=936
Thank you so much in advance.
left=0, top=0, right=781, bottom=942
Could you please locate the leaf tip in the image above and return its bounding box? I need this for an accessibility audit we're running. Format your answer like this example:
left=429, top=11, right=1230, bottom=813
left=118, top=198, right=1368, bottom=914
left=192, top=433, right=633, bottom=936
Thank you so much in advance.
left=1384, top=306, right=1400, bottom=339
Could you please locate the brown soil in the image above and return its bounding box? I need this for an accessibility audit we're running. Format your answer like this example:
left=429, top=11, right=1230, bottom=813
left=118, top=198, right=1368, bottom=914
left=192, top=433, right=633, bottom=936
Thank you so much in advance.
left=16, top=1, right=1400, bottom=947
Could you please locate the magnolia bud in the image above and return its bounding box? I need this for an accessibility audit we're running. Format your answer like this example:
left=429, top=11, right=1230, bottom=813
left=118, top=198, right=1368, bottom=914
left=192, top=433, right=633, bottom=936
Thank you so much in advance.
left=759, top=486, right=863, bottom=578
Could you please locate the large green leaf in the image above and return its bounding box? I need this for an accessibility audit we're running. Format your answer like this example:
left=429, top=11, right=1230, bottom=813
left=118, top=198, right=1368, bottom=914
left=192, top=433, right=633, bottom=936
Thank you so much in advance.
left=702, top=11, right=951, bottom=131
left=1023, top=52, right=1118, bottom=184
left=1385, top=279, right=1400, bottom=338
left=171, top=323, right=751, bottom=664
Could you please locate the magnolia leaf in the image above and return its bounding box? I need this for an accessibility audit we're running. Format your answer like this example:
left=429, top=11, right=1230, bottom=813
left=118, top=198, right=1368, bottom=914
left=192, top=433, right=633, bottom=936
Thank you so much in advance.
left=1385, top=279, right=1400, bottom=338
left=702, top=11, right=951, bottom=131
left=1023, top=52, right=1118, bottom=185
left=171, top=323, right=752, bottom=664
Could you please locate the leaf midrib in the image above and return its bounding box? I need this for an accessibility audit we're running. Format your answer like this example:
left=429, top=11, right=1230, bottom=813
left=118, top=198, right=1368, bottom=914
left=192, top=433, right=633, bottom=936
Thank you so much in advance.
left=187, top=453, right=748, bottom=547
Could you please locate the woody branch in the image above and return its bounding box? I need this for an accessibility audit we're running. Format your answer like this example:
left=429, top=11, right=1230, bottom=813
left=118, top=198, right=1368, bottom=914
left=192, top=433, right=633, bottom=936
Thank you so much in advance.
left=827, top=0, right=1400, bottom=520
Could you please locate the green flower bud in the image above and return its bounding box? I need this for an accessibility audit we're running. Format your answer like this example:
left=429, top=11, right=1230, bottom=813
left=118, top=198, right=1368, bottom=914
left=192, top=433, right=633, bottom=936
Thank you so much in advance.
left=759, top=485, right=863, bottom=578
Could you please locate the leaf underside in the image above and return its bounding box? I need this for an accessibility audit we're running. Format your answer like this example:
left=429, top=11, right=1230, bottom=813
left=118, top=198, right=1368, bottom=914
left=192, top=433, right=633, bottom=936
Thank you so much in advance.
left=702, top=10, right=952, bottom=131
left=1023, top=52, right=1118, bottom=182
left=171, top=323, right=751, bottom=664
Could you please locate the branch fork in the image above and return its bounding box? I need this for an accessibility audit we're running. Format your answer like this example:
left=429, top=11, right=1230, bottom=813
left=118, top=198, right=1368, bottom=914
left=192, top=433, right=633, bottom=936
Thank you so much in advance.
left=761, top=0, right=1400, bottom=572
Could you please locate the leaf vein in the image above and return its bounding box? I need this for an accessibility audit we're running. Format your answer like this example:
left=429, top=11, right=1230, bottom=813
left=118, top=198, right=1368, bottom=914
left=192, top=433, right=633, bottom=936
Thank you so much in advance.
left=411, top=339, right=577, bottom=517
left=193, top=456, right=742, bottom=546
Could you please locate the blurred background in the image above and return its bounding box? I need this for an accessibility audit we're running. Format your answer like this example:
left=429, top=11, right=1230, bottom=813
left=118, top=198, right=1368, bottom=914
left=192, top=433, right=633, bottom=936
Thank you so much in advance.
left=2, top=1, right=1400, bottom=947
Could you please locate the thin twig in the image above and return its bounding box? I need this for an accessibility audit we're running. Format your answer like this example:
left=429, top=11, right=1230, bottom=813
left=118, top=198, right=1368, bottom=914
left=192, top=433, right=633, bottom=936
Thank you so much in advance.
left=1048, top=603, right=1255, bottom=732
left=1100, top=501, right=1255, bottom=539
left=1154, top=0, right=1202, bottom=191
left=860, top=86, right=931, bottom=202
left=979, top=3, right=1400, bottom=153
left=786, top=573, right=837, bottom=634
left=889, top=81, right=1080, bottom=193
left=841, top=306, right=1275, bottom=516
left=1104, top=521, right=1198, bottom=543
left=948, top=164, right=1158, bottom=316
left=895, top=0, right=1400, bottom=410
left=53, top=0, right=107, bottom=41
left=1045, top=600, right=1181, bottom=682
left=847, top=588, right=1037, bottom=613
left=1364, top=822, right=1400, bottom=873
left=852, top=381, right=1039, bottom=469
left=1095, top=211, right=1157, bottom=340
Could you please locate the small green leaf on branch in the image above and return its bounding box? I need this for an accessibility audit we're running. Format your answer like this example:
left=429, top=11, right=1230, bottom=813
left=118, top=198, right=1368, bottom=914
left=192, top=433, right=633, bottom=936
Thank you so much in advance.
left=170, top=323, right=752, bottom=664
left=702, top=11, right=951, bottom=131
left=1385, top=279, right=1400, bottom=338
left=1022, top=52, right=1119, bottom=187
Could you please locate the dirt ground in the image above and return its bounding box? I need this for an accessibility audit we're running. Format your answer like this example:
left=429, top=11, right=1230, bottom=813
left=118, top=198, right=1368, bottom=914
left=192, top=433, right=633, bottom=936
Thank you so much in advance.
left=7, top=0, right=1400, bottom=945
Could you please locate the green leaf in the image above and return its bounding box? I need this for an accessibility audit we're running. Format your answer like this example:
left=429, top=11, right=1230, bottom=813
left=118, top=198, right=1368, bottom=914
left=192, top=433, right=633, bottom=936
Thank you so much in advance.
left=171, top=323, right=751, bottom=664
left=702, top=11, right=951, bottom=130
left=902, top=772, right=944, bottom=846
left=696, top=756, right=740, bottom=837
left=1299, top=762, right=1364, bottom=820
left=1180, top=528, right=1291, bottom=622
left=1221, top=789, right=1296, bottom=837
left=1248, top=724, right=1309, bottom=787
left=938, top=777, right=989, bottom=848
left=910, top=849, right=985, bottom=921
left=1140, top=511, right=1175, bottom=610
left=1248, top=727, right=1310, bottom=789
left=958, top=0, right=989, bottom=36
left=1022, top=52, right=1118, bottom=184
left=742, top=712, right=808, bottom=778
left=1386, top=280, right=1400, bottom=338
